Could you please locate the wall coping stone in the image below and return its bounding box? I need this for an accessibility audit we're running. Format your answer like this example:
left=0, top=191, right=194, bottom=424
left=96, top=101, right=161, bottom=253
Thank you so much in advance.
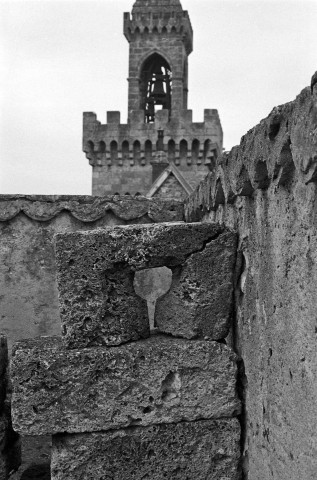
left=0, top=195, right=184, bottom=223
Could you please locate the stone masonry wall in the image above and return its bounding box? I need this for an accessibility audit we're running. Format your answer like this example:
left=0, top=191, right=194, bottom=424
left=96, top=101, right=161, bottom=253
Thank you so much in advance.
left=11, top=223, right=242, bottom=479
left=0, top=195, right=183, bottom=351
left=185, top=72, right=317, bottom=480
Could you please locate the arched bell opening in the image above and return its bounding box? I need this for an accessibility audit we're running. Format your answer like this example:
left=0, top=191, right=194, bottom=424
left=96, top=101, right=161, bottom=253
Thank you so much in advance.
left=140, top=53, right=172, bottom=123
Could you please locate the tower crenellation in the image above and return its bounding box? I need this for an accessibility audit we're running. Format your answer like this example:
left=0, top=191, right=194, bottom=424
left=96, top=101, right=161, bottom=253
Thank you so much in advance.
left=84, top=0, right=223, bottom=198
left=123, top=9, right=193, bottom=55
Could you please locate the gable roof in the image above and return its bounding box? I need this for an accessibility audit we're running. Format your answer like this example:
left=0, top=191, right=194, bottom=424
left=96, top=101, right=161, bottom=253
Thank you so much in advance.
left=146, top=163, right=194, bottom=198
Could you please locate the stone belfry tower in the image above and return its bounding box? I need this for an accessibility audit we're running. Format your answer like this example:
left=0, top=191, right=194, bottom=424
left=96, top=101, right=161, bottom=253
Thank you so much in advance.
left=83, top=0, right=223, bottom=200
left=125, top=0, right=191, bottom=120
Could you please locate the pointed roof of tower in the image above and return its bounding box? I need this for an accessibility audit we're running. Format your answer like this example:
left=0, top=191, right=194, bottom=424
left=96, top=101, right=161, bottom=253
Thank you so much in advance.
left=132, top=0, right=183, bottom=14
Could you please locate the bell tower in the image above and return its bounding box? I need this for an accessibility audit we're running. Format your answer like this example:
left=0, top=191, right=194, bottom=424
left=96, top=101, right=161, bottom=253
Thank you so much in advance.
left=124, top=0, right=193, bottom=121
left=83, top=0, right=223, bottom=199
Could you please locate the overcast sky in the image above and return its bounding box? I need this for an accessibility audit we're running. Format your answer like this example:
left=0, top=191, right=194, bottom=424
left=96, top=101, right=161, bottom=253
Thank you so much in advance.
left=1, top=0, right=316, bottom=195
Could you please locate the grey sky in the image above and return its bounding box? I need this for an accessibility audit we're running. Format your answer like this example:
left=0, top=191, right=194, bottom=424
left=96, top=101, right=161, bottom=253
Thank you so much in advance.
left=1, top=0, right=316, bottom=195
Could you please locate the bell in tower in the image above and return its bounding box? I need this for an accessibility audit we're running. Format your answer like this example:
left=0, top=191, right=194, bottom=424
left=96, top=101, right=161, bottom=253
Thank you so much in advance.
left=141, top=54, right=172, bottom=123
left=151, top=66, right=167, bottom=103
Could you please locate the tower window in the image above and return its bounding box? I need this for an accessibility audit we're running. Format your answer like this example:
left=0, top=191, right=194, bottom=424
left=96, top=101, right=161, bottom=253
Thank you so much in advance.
left=140, top=53, right=172, bottom=123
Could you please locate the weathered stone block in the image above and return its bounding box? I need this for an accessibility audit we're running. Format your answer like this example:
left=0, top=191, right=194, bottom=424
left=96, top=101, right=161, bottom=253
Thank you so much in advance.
left=51, top=418, right=241, bottom=480
left=155, top=230, right=237, bottom=339
left=54, top=222, right=225, bottom=348
left=11, top=336, right=240, bottom=436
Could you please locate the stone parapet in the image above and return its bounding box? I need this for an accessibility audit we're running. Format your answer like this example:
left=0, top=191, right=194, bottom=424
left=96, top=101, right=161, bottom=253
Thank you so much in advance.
left=184, top=72, right=317, bottom=480
left=83, top=109, right=222, bottom=167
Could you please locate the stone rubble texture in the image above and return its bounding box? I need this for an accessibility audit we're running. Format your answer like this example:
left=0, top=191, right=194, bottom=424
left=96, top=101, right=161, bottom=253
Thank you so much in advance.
left=54, top=222, right=230, bottom=348
left=51, top=418, right=241, bottom=480
left=155, top=230, right=237, bottom=339
left=11, top=336, right=240, bottom=436
left=185, top=72, right=317, bottom=480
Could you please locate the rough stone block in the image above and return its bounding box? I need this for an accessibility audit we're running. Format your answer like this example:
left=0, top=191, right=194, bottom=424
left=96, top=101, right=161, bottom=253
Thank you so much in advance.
left=51, top=418, right=241, bottom=480
left=11, top=335, right=240, bottom=436
left=54, top=222, right=225, bottom=348
left=155, top=230, right=237, bottom=340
